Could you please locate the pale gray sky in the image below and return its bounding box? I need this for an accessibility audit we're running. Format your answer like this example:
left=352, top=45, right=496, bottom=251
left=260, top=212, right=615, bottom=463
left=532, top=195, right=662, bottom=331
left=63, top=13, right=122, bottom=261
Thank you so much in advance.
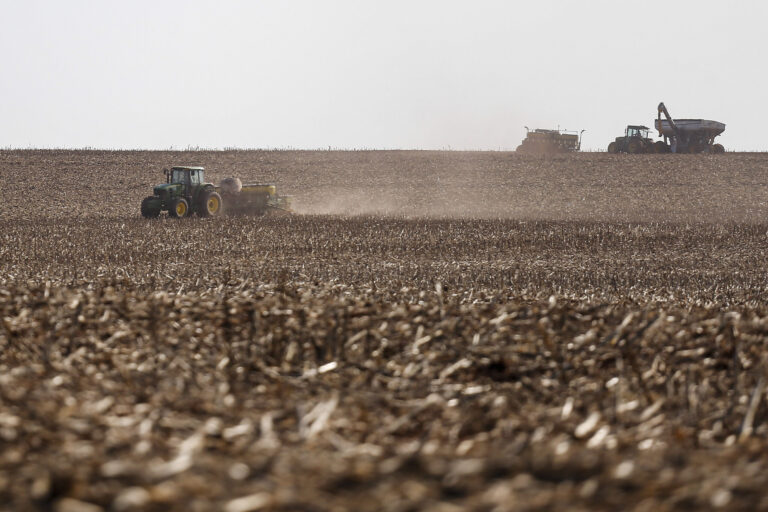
left=1, top=0, right=765, bottom=150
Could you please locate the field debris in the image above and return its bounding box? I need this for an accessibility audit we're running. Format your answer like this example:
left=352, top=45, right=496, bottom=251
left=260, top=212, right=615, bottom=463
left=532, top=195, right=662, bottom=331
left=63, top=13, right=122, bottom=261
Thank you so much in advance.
left=3, top=281, right=768, bottom=509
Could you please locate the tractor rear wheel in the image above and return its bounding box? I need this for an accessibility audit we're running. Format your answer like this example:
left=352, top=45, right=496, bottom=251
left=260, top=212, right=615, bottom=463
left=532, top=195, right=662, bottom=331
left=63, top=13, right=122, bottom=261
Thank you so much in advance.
left=607, top=142, right=618, bottom=154
left=169, top=198, right=189, bottom=218
left=627, top=140, right=642, bottom=154
left=197, top=191, right=222, bottom=217
left=140, top=196, right=160, bottom=218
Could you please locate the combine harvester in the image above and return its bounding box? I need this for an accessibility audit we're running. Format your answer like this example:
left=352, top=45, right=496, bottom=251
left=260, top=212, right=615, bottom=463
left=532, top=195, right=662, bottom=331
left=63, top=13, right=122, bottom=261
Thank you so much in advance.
left=140, top=166, right=291, bottom=218
left=655, top=102, right=725, bottom=153
left=516, top=127, right=584, bottom=154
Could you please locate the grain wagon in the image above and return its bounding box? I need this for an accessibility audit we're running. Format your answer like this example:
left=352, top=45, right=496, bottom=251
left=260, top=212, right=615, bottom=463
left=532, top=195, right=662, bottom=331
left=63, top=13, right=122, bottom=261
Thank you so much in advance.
left=655, top=102, right=725, bottom=153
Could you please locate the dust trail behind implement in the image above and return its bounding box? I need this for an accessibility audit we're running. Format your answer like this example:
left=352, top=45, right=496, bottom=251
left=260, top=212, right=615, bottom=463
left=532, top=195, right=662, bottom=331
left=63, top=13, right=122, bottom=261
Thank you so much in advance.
left=288, top=151, right=768, bottom=223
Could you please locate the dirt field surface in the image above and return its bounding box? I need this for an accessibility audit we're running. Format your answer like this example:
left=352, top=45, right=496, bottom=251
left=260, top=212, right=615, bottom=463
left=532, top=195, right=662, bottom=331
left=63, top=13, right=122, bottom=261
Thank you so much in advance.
left=3, top=150, right=768, bottom=511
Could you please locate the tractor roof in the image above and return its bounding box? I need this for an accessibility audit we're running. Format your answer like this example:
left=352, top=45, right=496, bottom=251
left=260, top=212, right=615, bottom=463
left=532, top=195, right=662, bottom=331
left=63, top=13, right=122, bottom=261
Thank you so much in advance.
left=628, top=125, right=649, bottom=130
left=171, top=166, right=205, bottom=171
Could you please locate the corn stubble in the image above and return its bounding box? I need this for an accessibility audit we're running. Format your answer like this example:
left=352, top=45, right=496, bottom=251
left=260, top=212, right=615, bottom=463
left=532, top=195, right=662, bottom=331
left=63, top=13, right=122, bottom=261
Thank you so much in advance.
left=3, top=150, right=768, bottom=510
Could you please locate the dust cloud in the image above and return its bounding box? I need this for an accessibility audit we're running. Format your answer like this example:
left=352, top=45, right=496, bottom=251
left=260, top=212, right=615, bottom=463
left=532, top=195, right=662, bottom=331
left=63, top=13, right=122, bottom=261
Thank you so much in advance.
left=293, top=185, right=520, bottom=218
left=280, top=152, right=768, bottom=223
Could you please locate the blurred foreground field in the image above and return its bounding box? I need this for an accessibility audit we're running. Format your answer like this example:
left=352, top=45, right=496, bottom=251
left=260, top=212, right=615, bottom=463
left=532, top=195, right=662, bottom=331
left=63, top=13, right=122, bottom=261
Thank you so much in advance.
left=3, top=150, right=768, bottom=510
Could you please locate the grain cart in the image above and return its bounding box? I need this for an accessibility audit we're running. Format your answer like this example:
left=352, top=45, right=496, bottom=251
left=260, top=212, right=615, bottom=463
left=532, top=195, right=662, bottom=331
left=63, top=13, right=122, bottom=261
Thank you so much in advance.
left=516, top=127, right=584, bottom=154
left=655, top=102, right=725, bottom=153
left=607, top=125, right=659, bottom=154
left=140, top=166, right=291, bottom=218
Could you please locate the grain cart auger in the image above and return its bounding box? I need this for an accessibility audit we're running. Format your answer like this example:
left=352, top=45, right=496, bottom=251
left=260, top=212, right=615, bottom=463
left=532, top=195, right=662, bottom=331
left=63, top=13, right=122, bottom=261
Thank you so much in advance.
left=140, top=166, right=292, bottom=218
left=655, top=102, right=725, bottom=153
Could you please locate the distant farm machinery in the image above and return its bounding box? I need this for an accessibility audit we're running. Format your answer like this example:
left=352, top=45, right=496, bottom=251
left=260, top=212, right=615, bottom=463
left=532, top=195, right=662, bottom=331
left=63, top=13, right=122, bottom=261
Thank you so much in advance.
left=655, top=102, right=725, bottom=154
left=516, top=127, right=585, bottom=154
left=140, top=166, right=291, bottom=218
left=607, top=125, right=661, bottom=154
left=606, top=102, right=725, bottom=154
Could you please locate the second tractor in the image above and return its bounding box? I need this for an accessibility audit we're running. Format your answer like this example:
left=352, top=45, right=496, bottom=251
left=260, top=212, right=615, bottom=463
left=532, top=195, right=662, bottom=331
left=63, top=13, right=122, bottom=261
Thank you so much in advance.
left=607, top=125, right=664, bottom=154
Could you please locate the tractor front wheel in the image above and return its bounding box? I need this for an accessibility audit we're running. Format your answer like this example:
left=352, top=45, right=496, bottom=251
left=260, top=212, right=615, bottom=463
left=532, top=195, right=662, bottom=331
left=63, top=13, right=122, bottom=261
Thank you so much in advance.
left=712, top=143, right=725, bottom=154
left=607, top=142, right=618, bottom=154
left=654, top=141, right=670, bottom=153
left=140, top=196, right=160, bottom=218
left=197, top=191, right=223, bottom=217
left=169, top=198, right=189, bottom=218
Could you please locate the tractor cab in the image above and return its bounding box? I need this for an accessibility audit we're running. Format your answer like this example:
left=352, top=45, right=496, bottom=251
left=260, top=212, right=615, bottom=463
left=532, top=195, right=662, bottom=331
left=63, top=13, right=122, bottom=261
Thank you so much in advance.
left=166, top=166, right=205, bottom=186
left=626, top=125, right=649, bottom=139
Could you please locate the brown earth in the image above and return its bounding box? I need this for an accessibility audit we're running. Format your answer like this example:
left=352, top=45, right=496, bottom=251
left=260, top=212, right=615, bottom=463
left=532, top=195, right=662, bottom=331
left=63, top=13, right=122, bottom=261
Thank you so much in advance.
left=2, top=150, right=768, bottom=511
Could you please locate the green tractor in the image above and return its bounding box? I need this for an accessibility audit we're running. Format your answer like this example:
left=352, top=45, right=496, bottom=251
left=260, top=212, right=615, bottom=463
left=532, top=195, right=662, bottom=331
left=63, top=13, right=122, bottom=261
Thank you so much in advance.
left=607, top=125, right=662, bottom=154
left=140, top=166, right=222, bottom=218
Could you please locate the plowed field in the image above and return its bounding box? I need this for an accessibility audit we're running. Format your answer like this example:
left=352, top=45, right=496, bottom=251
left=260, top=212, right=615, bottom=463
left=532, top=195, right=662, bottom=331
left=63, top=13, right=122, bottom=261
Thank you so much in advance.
left=3, top=150, right=768, bottom=511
